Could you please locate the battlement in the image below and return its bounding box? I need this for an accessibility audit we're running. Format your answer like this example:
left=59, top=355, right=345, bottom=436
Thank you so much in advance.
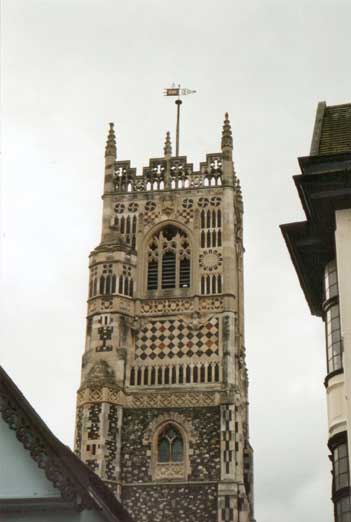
left=110, top=153, right=225, bottom=194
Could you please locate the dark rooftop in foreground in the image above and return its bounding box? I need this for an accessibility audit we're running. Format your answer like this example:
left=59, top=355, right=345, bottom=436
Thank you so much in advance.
left=281, top=101, right=351, bottom=317
left=0, top=366, right=134, bottom=522
left=311, top=102, right=351, bottom=156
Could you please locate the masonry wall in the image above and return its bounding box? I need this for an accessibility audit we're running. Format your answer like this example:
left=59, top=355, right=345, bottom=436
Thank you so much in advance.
left=123, top=483, right=217, bottom=522
left=121, top=406, right=220, bottom=522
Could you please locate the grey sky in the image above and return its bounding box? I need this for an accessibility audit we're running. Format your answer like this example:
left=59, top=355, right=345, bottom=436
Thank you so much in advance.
left=1, top=1, right=350, bottom=520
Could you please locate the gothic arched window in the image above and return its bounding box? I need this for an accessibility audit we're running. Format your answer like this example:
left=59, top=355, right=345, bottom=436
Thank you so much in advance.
left=147, top=225, right=191, bottom=291
left=158, top=425, right=184, bottom=463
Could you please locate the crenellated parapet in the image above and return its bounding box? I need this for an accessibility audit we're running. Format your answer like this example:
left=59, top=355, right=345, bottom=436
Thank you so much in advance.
left=110, top=153, right=227, bottom=195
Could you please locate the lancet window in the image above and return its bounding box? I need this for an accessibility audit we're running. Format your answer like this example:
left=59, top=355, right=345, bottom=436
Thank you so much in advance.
left=89, top=264, right=133, bottom=298
left=113, top=213, right=137, bottom=250
left=200, top=274, right=223, bottom=295
left=147, top=225, right=191, bottom=291
left=200, top=208, right=222, bottom=248
left=158, top=426, right=184, bottom=463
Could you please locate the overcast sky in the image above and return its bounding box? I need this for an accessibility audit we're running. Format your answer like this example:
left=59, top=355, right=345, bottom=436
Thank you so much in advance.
left=1, top=1, right=350, bottom=520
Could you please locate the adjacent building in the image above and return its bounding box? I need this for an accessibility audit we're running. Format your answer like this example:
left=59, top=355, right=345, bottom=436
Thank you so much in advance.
left=74, top=115, right=256, bottom=522
left=0, top=366, right=134, bottom=522
left=281, top=102, right=351, bottom=520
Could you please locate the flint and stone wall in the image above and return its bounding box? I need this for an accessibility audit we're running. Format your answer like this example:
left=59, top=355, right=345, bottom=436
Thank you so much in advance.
left=121, top=406, right=220, bottom=522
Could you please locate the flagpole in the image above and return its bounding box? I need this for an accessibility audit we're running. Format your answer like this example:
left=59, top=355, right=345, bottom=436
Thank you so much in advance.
left=175, top=98, right=182, bottom=157
left=163, top=85, right=196, bottom=158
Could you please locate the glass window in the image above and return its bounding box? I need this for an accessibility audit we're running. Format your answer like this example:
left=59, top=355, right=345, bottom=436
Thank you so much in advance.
left=147, top=226, right=191, bottom=291
left=324, top=259, right=339, bottom=301
left=336, top=496, right=351, bottom=522
left=158, top=438, right=169, bottom=462
left=334, top=443, right=350, bottom=492
left=158, top=425, right=183, bottom=463
left=326, top=303, right=342, bottom=374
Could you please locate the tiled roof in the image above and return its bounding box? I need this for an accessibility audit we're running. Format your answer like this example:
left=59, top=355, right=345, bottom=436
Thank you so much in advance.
left=311, top=102, right=351, bottom=155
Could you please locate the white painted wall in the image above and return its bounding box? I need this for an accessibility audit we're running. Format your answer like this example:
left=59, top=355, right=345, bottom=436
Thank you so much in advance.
left=0, top=416, right=60, bottom=499
left=335, top=208, right=351, bottom=470
left=4, top=510, right=109, bottom=522
left=327, top=374, right=346, bottom=438
left=0, top=416, right=113, bottom=522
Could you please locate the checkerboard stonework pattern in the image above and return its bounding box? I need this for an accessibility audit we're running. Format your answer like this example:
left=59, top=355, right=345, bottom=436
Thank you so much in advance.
left=135, top=317, right=219, bottom=361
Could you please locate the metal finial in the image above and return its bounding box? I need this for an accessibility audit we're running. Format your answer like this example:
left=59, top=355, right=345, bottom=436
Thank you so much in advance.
left=221, top=112, right=233, bottom=150
left=105, top=122, right=117, bottom=158
left=164, top=131, right=172, bottom=157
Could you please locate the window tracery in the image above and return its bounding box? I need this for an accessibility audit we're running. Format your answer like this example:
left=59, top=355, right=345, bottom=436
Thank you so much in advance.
left=89, top=263, right=133, bottom=298
left=112, top=206, right=137, bottom=249
left=147, top=225, right=191, bottom=291
left=158, top=425, right=183, bottom=463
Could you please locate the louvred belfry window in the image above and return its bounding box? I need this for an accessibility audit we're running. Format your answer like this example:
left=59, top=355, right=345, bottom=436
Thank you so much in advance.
left=147, top=225, right=191, bottom=291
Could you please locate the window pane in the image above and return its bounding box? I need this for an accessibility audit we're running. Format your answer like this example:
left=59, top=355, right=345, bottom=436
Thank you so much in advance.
left=159, top=438, right=169, bottom=462
left=162, top=252, right=176, bottom=289
left=147, top=261, right=158, bottom=290
left=180, top=258, right=190, bottom=288
left=172, top=438, right=183, bottom=462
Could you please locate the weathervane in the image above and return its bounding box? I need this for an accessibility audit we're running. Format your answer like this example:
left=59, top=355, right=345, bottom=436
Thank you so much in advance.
left=164, top=84, right=196, bottom=156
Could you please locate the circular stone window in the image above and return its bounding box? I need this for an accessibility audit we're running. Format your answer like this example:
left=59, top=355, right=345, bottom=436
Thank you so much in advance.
left=199, top=250, right=223, bottom=271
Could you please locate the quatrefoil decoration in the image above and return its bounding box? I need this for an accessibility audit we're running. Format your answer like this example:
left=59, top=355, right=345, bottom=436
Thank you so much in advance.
left=114, top=203, right=125, bottom=214
left=128, top=202, right=139, bottom=212
left=145, top=201, right=156, bottom=212
left=182, top=198, right=193, bottom=209
left=198, top=197, right=209, bottom=208
left=210, top=196, right=221, bottom=207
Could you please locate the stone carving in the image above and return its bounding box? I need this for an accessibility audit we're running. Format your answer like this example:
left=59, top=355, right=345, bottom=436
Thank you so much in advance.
left=135, top=317, right=219, bottom=361
left=86, top=360, right=116, bottom=386
left=96, top=325, right=113, bottom=352
left=143, top=200, right=160, bottom=226
left=210, top=196, right=221, bottom=207
left=140, top=298, right=193, bottom=315
left=199, top=250, right=223, bottom=272
left=199, top=297, right=224, bottom=312
left=76, top=387, right=222, bottom=408
left=198, top=197, right=209, bottom=208
left=177, top=207, right=194, bottom=224
left=114, top=203, right=125, bottom=213
left=133, top=177, right=145, bottom=191
left=154, top=463, right=185, bottom=480
left=182, top=198, right=193, bottom=209
left=161, top=197, right=175, bottom=217
left=189, top=311, right=200, bottom=331
left=143, top=411, right=195, bottom=445
left=145, top=201, right=156, bottom=212
left=101, top=298, right=113, bottom=311
left=0, top=391, right=93, bottom=509
left=128, top=202, right=139, bottom=212
left=132, top=391, right=217, bottom=409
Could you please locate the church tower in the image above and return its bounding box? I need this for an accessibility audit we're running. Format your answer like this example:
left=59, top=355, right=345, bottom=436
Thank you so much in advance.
left=74, top=114, right=255, bottom=522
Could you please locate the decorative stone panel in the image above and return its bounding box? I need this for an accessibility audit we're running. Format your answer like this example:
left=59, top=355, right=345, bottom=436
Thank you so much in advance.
left=135, top=317, right=219, bottom=362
